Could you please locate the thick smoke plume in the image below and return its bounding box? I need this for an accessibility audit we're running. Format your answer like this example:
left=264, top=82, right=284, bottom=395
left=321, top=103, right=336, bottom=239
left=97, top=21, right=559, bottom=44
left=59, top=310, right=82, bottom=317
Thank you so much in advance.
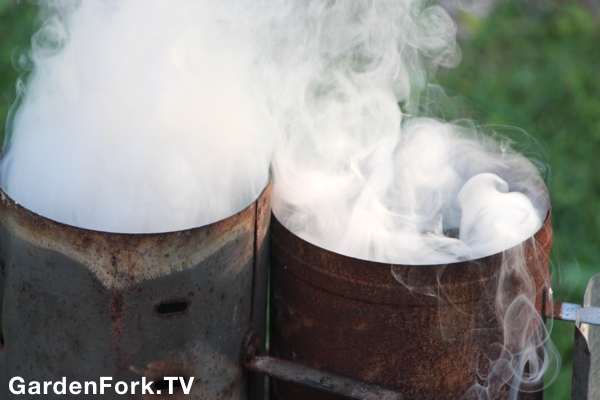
left=0, top=0, right=273, bottom=233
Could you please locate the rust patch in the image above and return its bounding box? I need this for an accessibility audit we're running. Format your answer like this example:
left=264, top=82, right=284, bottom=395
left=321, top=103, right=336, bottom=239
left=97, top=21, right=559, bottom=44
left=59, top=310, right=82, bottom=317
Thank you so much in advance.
left=0, top=186, right=271, bottom=289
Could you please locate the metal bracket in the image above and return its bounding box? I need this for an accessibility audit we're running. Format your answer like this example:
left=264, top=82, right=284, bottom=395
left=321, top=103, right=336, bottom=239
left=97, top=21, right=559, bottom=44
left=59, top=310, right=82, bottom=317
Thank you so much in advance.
left=547, top=302, right=600, bottom=326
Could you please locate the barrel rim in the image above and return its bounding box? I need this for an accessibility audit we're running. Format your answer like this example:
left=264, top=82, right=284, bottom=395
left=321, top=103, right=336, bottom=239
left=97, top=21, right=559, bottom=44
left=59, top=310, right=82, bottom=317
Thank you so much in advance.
left=271, top=209, right=552, bottom=269
left=0, top=182, right=271, bottom=237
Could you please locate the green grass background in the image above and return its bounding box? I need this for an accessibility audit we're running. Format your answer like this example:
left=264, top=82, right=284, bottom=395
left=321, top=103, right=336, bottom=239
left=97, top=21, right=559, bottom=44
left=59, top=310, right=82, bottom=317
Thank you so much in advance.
left=0, top=1, right=598, bottom=398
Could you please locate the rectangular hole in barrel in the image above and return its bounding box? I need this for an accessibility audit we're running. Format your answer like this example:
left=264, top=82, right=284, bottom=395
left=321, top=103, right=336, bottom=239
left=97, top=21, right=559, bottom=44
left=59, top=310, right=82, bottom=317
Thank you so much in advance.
left=155, top=299, right=190, bottom=317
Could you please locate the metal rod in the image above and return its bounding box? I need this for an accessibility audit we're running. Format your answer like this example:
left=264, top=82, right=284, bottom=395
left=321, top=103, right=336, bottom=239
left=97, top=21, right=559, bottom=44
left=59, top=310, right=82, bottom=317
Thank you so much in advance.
left=549, top=302, right=600, bottom=326
left=245, top=355, right=403, bottom=400
left=242, top=332, right=403, bottom=400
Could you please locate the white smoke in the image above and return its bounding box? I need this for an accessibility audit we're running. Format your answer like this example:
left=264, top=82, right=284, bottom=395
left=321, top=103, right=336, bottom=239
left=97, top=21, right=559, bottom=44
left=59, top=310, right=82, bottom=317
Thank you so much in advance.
left=263, top=0, right=550, bottom=264
left=0, top=0, right=273, bottom=233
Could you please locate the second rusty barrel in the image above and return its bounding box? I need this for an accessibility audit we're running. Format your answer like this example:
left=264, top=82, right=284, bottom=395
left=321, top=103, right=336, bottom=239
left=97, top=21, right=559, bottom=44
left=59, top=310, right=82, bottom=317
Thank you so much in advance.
left=269, top=212, right=552, bottom=400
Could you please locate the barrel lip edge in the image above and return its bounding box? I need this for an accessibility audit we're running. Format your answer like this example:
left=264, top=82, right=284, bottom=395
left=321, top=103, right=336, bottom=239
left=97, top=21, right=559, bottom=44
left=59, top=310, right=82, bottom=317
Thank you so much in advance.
left=0, top=182, right=272, bottom=237
left=271, top=209, right=552, bottom=271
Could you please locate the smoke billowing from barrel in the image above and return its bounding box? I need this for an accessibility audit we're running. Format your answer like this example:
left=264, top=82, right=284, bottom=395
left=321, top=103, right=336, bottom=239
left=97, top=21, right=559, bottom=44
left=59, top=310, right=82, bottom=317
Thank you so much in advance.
left=0, top=0, right=273, bottom=233
left=265, top=1, right=548, bottom=264
left=262, top=0, right=557, bottom=398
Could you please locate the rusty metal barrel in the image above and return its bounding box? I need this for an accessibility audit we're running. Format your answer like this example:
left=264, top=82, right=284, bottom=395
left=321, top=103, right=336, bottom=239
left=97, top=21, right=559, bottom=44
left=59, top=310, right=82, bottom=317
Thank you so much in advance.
left=269, top=211, right=552, bottom=400
left=0, top=185, right=271, bottom=400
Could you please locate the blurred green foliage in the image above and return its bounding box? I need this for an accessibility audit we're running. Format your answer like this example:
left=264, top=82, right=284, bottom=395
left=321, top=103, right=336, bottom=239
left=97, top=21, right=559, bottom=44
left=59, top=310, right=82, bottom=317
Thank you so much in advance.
left=441, top=2, right=600, bottom=398
left=0, top=0, right=36, bottom=147
left=0, top=1, right=598, bottom=399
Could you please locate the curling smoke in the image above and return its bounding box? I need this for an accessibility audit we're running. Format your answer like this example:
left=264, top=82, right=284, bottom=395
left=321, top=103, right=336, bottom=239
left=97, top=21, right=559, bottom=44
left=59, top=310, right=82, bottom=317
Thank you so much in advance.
left=265, top=0, right=549, bottom=264
left=0, top=0, right=273, bottom=233
left=261, top=0, right=558, bottom=398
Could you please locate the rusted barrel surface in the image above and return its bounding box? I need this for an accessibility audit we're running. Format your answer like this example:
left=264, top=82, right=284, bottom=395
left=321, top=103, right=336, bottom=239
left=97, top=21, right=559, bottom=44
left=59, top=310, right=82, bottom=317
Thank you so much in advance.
left=269, top=214, right=552, bottom=400
left=0, top=185, right=271, bottom=400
